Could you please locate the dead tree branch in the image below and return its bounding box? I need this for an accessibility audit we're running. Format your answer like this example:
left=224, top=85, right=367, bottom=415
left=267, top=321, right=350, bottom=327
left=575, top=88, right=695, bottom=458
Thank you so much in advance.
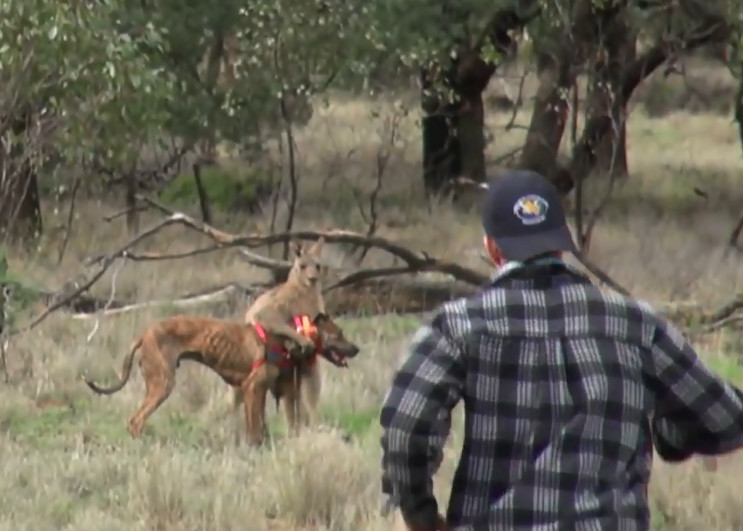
left=8, top=213, right=198, bottom=335
left=192, top=163, right=212, bottom=224
left=725, top=213, right=743, bottom=255
left=135, top=194, right=489, bottom=285
left=352, top=107, right=403, bottom=263
left=56, top=176, right=81, bottom=265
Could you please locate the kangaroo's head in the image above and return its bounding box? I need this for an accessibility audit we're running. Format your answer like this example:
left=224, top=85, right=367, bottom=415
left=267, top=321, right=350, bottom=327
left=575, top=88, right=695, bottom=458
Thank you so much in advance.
left=287, top=237, right=325, bottom=289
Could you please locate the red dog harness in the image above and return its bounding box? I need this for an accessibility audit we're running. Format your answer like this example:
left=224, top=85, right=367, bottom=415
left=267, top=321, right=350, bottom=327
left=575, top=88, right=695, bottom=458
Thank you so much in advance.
left=252, top=315, right=321, bottom=372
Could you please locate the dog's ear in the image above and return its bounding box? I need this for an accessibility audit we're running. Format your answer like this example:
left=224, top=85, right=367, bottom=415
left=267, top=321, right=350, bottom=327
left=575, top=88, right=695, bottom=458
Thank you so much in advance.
left=291, top=240, right=303, bottom=258
left=307, top=236, right=325, bottom=256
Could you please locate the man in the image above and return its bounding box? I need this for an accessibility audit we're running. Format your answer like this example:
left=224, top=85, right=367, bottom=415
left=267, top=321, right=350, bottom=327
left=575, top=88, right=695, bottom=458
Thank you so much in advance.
left=379, top=169, right=743, bottom=530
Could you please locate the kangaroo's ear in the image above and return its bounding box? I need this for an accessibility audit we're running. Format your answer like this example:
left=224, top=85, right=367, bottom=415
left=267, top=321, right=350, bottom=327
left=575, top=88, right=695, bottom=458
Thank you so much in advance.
left=307, top=236, right=325, bottom=256
left=290, top=240, right=303, bottom=258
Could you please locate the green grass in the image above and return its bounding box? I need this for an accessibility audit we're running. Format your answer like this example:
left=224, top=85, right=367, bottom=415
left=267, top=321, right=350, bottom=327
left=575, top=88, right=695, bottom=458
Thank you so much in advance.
left=705, top=354, right=743, bottom=384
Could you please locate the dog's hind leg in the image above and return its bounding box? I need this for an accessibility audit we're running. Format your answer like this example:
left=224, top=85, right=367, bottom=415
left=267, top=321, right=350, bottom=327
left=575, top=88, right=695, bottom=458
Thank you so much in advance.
left=127, top=346, right=176, bottom=438
left=128, top=376, right=174, bottom=438
left=242, top=366, right=276, bottom=446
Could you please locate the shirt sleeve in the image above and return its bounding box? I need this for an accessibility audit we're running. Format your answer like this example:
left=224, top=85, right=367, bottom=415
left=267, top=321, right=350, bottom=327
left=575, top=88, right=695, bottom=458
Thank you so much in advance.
left=379, top=311, right=466, bottom=529
left=645, top=317, right=743, bottom=461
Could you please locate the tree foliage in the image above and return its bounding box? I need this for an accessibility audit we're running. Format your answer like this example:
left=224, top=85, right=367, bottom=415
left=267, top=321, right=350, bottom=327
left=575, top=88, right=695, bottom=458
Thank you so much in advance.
left=0, top=0, right=742, bottom=234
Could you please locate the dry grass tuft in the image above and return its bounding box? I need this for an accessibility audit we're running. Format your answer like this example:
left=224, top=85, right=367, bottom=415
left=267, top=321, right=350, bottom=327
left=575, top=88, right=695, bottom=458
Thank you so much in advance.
left=2, top=63, right=743, bottom=529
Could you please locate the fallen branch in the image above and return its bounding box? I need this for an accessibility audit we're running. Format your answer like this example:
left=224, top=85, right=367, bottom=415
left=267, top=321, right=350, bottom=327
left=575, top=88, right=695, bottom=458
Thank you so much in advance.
left=70, top=283, right=262, bottom=319
left=103, top=204, right=149, bottom=223
left=696, top=315, right=743, bottom=335
left=136, top=194, right=490, bottom=286
left=8, top=213, right=198, bottom=335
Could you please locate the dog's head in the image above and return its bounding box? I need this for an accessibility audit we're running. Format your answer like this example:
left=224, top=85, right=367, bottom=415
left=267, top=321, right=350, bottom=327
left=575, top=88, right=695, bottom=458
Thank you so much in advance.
left=310, top=312, right=360, bottom=367
left=287, top=237, right=326, bottom=289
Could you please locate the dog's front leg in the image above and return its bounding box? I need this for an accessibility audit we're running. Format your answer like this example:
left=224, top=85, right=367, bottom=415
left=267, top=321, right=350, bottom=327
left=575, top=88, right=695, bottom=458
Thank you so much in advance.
left=243, top=373, right=268, bottom=446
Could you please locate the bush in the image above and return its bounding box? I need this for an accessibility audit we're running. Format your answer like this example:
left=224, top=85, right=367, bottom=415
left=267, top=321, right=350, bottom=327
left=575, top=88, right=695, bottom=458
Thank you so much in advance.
left=635, top=67, right=736, bottom=118
left=159, top=165, right=273, bottom=214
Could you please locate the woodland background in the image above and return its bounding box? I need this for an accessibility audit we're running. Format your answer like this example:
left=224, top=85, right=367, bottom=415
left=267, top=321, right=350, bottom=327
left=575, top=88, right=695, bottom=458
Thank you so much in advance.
left=0, top=0, right=742, bottom=529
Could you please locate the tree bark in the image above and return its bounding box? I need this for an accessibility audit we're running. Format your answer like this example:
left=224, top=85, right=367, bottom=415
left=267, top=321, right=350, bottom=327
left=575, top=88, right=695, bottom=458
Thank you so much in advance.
left=420, top=7, right=539, bottom=195
left=457, top=94, right=486, bottom=182
left=421, top=82, right=462, bottom=195
left=0, top=111, right=42, bottom=242
left=587, top=17, right=636, bottom=179
left=518, top=48, right=574, bottom=183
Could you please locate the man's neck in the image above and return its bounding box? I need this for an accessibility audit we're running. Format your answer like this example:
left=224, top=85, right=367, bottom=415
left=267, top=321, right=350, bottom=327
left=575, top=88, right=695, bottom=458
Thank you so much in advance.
left=490, top=255, right=565, bottom=282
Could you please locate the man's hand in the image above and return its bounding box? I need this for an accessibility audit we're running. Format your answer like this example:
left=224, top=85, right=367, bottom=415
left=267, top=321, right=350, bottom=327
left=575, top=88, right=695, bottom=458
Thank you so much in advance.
left=406, top=514, right=449, bottom=531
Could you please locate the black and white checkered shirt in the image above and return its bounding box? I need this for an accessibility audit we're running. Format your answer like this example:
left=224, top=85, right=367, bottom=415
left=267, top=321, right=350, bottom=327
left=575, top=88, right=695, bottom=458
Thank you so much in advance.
left=380, top=261, right=743, bottom=530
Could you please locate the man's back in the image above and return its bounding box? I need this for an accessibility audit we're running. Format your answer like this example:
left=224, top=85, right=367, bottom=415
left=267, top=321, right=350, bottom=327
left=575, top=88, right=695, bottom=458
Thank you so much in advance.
left=445, top=267, right=654, bottom=529
left=380, top=265, right=743, bottom=530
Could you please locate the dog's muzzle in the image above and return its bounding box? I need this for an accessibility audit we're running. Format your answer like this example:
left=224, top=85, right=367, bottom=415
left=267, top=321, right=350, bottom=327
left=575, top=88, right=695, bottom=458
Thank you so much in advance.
left=321, top=345, right=359, bottom=367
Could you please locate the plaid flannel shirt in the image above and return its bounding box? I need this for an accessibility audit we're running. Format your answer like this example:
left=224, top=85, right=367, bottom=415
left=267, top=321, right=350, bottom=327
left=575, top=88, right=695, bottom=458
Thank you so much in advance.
left=380, top=261, right=743, bottom=530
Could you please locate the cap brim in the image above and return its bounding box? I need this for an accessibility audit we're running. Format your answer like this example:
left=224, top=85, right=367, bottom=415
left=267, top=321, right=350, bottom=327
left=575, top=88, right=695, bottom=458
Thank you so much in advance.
left=495, top=224, right=578, bottom=262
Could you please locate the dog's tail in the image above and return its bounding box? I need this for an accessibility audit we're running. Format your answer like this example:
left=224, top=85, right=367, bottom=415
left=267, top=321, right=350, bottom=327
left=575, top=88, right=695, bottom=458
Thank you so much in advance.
left=79, top=338, right=142, bottom=395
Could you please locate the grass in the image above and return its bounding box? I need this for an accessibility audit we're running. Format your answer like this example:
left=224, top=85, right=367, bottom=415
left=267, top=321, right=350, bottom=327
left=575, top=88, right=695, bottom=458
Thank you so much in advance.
left=1, top=61, right=743, bottom=529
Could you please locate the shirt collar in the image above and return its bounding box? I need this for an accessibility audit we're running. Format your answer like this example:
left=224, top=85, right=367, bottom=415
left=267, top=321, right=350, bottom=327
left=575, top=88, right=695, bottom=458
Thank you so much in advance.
left=488, top=256, right=567, bottom=284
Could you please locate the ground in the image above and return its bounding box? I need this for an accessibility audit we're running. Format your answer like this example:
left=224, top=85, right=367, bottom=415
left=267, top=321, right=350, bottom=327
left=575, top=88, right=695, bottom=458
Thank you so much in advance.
left=1, top=64, right=743, bottom=530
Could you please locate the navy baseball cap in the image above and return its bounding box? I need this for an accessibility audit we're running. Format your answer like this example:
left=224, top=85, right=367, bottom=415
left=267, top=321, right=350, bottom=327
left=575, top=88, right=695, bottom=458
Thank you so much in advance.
left=480, top=169, right=577, bottom=261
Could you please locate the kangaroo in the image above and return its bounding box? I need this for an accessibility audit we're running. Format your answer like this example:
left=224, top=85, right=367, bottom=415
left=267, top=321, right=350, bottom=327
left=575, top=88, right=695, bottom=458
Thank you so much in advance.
left=230, top=237, right=327, bottom=425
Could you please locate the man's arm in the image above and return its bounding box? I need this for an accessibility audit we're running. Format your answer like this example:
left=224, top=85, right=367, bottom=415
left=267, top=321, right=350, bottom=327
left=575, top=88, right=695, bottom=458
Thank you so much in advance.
left=380, top=311, right=465, bottom=529
left=645, top=317, right=743, bottom=461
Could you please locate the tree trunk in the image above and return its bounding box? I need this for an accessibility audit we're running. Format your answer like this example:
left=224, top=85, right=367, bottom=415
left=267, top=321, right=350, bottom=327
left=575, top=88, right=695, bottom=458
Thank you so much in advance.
left=419, top=7, right=536, bottom=195
left=457, top=94, right=486, bottom=182
left=421, top=83, right=462, bottom=195
left=0, top=167, right=42, bottom=243
left=518, top=49, right=575, bottom=189
left=0, top=109, right=43, bottom=243
left=0, top=113, right=42, bottom=245
left=588, top=18, right=636, bottom=179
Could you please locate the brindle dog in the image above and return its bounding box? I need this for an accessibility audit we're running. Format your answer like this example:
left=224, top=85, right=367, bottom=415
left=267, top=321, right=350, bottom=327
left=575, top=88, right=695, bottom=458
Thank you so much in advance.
left=80, top=312, right=359, bottom=445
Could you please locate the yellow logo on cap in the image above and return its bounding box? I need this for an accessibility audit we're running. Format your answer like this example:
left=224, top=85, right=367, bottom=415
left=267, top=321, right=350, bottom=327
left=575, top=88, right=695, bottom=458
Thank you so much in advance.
left=514, top=194, right=548, bottom=225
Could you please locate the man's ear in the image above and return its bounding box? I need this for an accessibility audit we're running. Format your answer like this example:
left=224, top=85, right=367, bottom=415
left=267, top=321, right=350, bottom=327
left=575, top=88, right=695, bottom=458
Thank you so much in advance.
left=483, top=236, right=503, bottom=266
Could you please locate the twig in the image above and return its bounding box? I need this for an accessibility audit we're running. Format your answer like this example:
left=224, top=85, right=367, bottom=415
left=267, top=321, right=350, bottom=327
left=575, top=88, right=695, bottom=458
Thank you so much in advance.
left=86, top=257, right=125, bottom=343
left=237, top=249, right=291, bottom=273
left=103, top=204, right=149, bottom=223
left=356, top=109, right=400, bottom=263
left=324, top=265, right=415, bottom=292
left=57, top=176, right=81, bottom=265
left=192, top=162, right=212, bottom=224
left=570, top=79, right=584, bottom=249
left=71, top=283, right=261, bottom=320
left=696, top=315, right=743, bottom=335
left=504, top=69, right=528, bottom=131
left=0, top=283, right=7, bottom=382
left=85, top=244, right=228, bottom=266
left=275, top=30, right=300, bottom=262
left=490, top=146, right=523, bottom=165
left=9, top=213, right=193, bottom=336
left=725, top=212, right=743, bottom=255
